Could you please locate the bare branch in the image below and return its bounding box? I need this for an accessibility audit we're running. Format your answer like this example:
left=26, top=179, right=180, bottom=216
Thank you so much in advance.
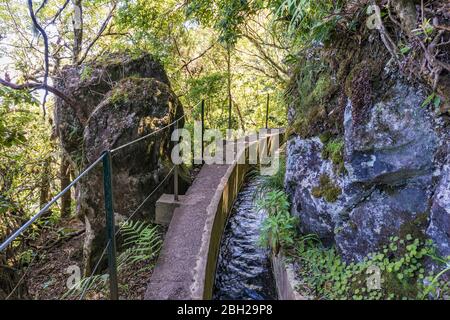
left=178, top=42, right=217, bottom=71
left=435, top=25, right=450, bottom=32
left=35, top=0, right=48, bottom=16
left=240, top=63, right=283, bottom=82
left=5, top=2, right=36, bottom=51
left=47, top=0, right=70, bottom=26
left=27, top=0, right=50, bottom=117
left=170, top=29, right=193, bottom=77
left=0, top=78, right=76, bottom=107
left=243, top=33, right=289, bottom=77
left=78, top=1, right=117, bottom=64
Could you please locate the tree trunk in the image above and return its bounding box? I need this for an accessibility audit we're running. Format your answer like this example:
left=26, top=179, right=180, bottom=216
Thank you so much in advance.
left=39, top=157, right=52, bottom=218
left=72, top=0, right=83, bottom=64
left=232, top=100, right=246, bottom=132
left=60, top=154, right=72, bottom=219
left=227, top=45, right=232, bottom=129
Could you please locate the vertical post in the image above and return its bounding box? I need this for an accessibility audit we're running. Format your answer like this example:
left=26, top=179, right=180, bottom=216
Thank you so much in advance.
left=102, top=151, right=118, bottom=300
left=265, top=93, right=270, bottom=129
left=174, top=120, right=179, bottom=201
left=201, top=99, right=205, bottom=163
left=227, top=44, right=232, bottom=129
left=174, top=165, right=179, bottom=201
left=228, top=98, right=232, bottom=129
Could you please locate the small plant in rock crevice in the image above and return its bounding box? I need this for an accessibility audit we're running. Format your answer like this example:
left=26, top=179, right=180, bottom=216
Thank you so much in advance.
left=319, top=134, right=345, bottom=175
left=256, top=155, right=298, bottom=254
left=256, top=155, right=286, bottom=196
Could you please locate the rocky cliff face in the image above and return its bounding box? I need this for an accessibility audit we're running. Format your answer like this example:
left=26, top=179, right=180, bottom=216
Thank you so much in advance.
left=286, top=75, right=450, bottom=263
left=285, top=2, right=450, bottom=263
left=54, top=54, right=184, bottom=271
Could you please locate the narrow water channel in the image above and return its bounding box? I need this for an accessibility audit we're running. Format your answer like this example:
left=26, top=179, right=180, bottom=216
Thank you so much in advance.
left=213, top=174, right=278, bottom=300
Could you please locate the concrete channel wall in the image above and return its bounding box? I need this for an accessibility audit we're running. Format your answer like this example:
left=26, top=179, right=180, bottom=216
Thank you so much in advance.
left=145, top=130, right=284, bottom=300
left=192, top=156, right=250, bottom=299
left=272, top=251, right=305, bottom=300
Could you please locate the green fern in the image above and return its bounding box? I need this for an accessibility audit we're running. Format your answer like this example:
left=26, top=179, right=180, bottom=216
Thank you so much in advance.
left=62, top=220, right=162, bottom=299
left=274, top=0, right=343, bottom=44
left=118, top=220, right=162, bottom=268
left=256, top=156, right=286, bottom=197
left=62, top=274, right=109, bottom=299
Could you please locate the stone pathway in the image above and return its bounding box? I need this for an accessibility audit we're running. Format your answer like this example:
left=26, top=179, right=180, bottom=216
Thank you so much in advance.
left=145, top=164, right=231, bottom=299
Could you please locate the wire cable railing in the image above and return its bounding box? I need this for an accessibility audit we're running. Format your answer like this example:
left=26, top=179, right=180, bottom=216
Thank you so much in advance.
left=110, top=114, right=186, bottom=153
left=0, top=155, right=104, bottom=252
left=0, top=101, right=201, bottom=300
left=1, top=95, right=272, bottom=300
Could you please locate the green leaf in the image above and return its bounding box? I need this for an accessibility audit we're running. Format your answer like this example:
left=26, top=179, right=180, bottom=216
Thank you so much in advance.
left=421, top=93, right=436, bottom=108
left=400, top=46, right=411, bottom=54
left=433, top=95, right=441, bottom=110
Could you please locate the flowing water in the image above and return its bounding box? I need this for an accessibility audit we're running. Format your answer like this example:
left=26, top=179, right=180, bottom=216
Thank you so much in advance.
left=213, top=175, right=278, bottom=300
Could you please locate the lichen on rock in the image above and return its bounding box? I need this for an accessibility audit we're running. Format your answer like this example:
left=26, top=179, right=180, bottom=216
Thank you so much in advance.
left=311, top=174, right=342, bottom=203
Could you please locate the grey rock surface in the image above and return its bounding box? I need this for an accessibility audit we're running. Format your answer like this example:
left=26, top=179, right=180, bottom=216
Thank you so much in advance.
left=286, top=79, right=447, bottom=262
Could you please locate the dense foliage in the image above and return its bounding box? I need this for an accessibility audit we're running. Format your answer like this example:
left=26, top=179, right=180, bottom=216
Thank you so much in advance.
left=64, top=220, right=162, bottom=300
left=0, top=88, right=56, bottom=258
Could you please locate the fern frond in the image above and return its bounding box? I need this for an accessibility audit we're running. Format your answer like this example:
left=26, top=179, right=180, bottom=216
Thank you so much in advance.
left=117, top=220, right=162, bottom=268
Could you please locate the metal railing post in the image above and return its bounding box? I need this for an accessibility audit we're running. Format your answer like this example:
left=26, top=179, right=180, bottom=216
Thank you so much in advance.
left=102, top=151, right=119, bottom=300
left=265, top=93, right=270, bottom=129
left=174, top=165, right=179, bottom=201
left=201, top=99, right=205, bottom=163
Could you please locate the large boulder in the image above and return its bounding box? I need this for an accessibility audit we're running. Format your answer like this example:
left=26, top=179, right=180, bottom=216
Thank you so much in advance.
left=80, top=77, right=183, bottom=271
left=54, top=53, right=170, bottom=163
left=335, top=81, right=437, bottom=261
left=54, top=54, right=184, bottom=272
left=344, top=82, right=436, bottom=185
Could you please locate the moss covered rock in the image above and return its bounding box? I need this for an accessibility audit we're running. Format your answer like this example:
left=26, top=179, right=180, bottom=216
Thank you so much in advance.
left=285, top=137, right=346, bottom=245
left=54, top=53, right=170, bottom=163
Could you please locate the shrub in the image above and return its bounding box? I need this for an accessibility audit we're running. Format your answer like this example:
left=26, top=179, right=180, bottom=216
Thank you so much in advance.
left=274, top=0, right=344, bottom=45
